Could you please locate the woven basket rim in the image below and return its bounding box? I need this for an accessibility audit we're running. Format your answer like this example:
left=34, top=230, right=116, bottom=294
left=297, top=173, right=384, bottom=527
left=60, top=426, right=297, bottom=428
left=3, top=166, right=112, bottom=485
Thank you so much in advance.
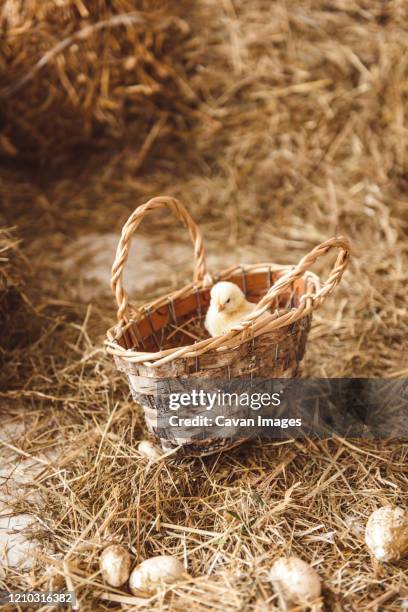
left=105, top=264, right=320, bottom=366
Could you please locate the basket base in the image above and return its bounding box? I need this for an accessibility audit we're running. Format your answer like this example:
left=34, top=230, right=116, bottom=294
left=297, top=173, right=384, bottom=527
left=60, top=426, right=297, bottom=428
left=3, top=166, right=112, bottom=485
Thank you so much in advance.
left=160, top=436, right=252, bottom=457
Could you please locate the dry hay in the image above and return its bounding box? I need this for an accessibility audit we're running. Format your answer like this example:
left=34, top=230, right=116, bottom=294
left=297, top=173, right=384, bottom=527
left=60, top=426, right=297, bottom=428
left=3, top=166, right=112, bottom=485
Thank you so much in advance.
left=1, top=0, right=408, bottom=610
left=0, top=226, right=23, bottom=300
left=0, top=0, right=199, bottom=165
left=0, top=223, right=40, bottom=375
left=0, top=225, right=24, bottom=353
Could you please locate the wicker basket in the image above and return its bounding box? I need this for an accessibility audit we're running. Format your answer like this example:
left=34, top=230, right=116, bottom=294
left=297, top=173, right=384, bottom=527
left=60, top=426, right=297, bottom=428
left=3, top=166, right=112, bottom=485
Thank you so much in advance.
left=106, top=197, right=350, bottom=456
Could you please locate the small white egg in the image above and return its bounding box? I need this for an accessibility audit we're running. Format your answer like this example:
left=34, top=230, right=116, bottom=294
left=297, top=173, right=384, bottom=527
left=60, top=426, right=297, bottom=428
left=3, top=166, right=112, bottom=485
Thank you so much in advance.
left=365, top=505, right=408, bottom=562
left=269, top=556, right=322, bottom=606
left=99, top=544, right=131, bottom=587
left=138, top=440, right=163, bottom=460
left=129, top=555, right=185, bottom=597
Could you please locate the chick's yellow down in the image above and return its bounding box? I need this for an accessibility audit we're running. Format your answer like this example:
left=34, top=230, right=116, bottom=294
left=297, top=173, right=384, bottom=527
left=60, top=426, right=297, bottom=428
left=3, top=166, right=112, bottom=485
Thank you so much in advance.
left=205, top=281, right=256, bottom=337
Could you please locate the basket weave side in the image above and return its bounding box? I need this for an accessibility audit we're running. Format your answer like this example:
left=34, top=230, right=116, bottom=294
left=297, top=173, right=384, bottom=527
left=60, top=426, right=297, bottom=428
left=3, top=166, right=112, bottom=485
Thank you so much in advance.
left=116, top=315, right=311, bottom=381
left=125, top=316, right=311, bottom=456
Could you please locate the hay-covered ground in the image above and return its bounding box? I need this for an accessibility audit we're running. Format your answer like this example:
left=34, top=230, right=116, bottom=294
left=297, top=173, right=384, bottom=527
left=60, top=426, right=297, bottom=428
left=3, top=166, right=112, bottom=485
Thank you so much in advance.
left=1, top=0, right=407, bottom=610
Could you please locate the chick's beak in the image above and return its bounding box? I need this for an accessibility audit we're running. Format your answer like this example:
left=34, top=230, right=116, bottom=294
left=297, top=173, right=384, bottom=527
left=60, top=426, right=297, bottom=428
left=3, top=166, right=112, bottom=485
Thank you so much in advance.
left=217, top=303, right=225, bottom=312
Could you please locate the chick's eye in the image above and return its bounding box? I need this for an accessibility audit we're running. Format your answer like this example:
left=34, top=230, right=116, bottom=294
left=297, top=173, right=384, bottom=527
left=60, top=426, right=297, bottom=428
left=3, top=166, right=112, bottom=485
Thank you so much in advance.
left=226, top=298, right=230, bottom=303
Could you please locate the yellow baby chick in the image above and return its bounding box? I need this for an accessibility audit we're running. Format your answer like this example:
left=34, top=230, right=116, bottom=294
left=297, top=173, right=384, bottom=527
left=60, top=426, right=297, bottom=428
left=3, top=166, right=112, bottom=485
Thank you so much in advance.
left=205, top=281, right=256, bottom=337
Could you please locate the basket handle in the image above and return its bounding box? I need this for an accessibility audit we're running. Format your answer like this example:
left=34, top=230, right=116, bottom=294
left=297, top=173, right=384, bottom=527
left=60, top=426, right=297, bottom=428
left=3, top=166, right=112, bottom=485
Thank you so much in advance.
left=252, top=236, right=350, bottom=318
left=111, top=196, right=208, bottom=323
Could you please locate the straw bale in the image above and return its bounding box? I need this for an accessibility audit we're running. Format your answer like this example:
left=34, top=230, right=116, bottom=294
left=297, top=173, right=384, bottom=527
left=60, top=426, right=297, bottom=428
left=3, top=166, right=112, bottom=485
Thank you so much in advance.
left=0, top=225, right=34, bottom=363
left=0, top=0, right=198, bottom=165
